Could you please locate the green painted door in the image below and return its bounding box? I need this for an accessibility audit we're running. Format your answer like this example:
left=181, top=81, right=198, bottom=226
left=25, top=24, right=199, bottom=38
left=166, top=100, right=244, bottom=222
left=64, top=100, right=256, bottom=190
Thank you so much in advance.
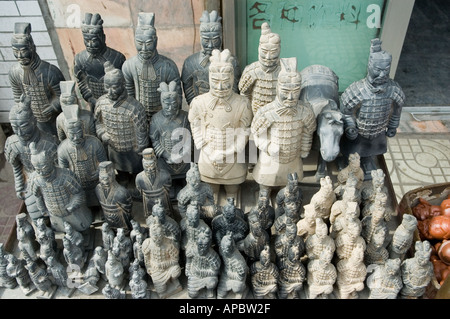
left=236, top=0, right=387, bottom=92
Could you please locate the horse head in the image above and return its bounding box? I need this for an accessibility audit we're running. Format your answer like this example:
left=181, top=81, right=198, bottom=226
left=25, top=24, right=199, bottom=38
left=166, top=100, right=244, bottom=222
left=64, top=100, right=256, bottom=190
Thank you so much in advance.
left=317, top=100, right=344, bottom=162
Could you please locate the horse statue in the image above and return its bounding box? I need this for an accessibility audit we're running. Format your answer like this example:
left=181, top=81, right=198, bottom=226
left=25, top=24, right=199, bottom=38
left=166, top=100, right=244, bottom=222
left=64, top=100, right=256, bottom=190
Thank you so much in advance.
left=299, top=64, right=344, bottom=181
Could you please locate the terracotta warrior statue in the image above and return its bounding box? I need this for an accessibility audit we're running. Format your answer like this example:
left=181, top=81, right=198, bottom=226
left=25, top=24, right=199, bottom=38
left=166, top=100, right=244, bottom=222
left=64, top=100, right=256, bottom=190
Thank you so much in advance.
left=307, top=249, right=337, bottom=299
left=74, top=12, right=126, bottom=111
left=122, top=12, right=182, bottom=123
left=278, top=245, right=306, bottom=299
left=250, top=245, right=279, bottom=299
left=239, top=22, right=281, bottom=115
left=275, top=172, right=303, bottom=218
left=388, top=214, right=418, bottom=260
left=16, top=213, right=38, bottom=262
left=95, top=161, right=133, bottom=232
left=247, top=188, right=275, bottom=235
left=336, top=245, right=367, bottom=299
left=24, top=253, right=55, bottom=296
left=188, top=49, right=252, bottom=206
left=181, top=10, right=240, bottom=105
left=367, top=258, right=403, bottom=299
left=9, top=22, right=65, bottom=136
left=251, top=57, right=316, bottom=191
left=340, top=38, right=405, bottom=179
left=105, top=249, right=124, bottom=289
left=0, top=244, right=17, bottom=289
left=274, top=221, right=305, bottom=270
left=146, top=199, right=181, bottom=245
left=305, top=218, right=335, bottom=261
left=5, top=95, right=58, bottom=223
left=211, top=197, right=248, bottom=247
left=237, top=212, right=270, bottom=263
left=6, top=254, right=33, bottom=294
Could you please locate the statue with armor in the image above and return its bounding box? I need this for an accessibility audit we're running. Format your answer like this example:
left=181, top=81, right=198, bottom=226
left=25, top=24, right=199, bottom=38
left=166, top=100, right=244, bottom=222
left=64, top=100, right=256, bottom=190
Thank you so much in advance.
left=46, top=256, right=69, bottom=288
left=274, top=221, right=305, bottom=270
left=105, top=249, right=124, bottom=289
left=16, top=213, right=38, bottom=262
left=58, top=116, right=107, bottom=207
left=335, top=219, right=366, bottom=261
left=364, top=226, right=389, bottom=266
left=55, top=80, right=96, bottom=142
left=112, top=228, right=132, bottom=269
left=6, top=254, right=33, bottom=294
left=150, top=81, right=191, bottom=182
left=275, top=172, right=303, bottom=218
left=239, top=22, right=281, bottom=115
left=74, top=12, right=126, bottom=111
left=251, top=57, right=316, bottom=190
left=122, top=12, right=182, bottom=123
left=135, top=148, right=174, bottom=219
left=340, top=38, right=405, bottom=179
left=388, top=214, right=418, bottom=260
left=307, top=249, right=337, bottom=299
left=30, top=142, right=93, bottom=233
left=129, top=271, right=149, bottom=299
left=305, top=218, right=335, bottom=261
left=181, top=10, right=241, bottom=106
left=211, top=197, right=248, bottom=247
left=5, top=95, right=58, bottom=223
left=146, top=200, right=180, bottom=245
left=9, top=22, right=65, bottom=136
left=101, top=222, right=115, bottom=251
left=278, top=245, right=306, bottom=299
left=24, top=254, right=55, bottom=296
left=94, top=61, right=149, bottom=176
left=188, top=49, right=252, bottom=206
left=336, top=245, right=367, bottom=299
left=62, top=236, right=85, bottom=271
left=0, top=244, right=17, bottom=289
left=95, top=161, right=133, bottom=232
left=367, top=258, right=403, bottom=299
left=250, top=245, right=279, bottom=299
left=237, top=212, right=270, bottom=263
left=35, top=218, right=57, bottom=252
left=248, top=188, right=275, bottom=235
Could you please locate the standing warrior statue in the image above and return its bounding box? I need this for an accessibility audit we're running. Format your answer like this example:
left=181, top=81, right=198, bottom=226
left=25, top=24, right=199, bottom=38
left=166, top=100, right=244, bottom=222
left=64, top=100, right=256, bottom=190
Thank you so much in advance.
left=251, top=57, right=316, bottom=191
left=16, top=213, right=38, bottom=262
left=181, top=10, right=241, bottom=106
left=340, top=38, right=405, bottom=179
left=122, top=12, right=182, bottom=123
left=74, top=12, right=126, bottom=111
left=188, top=49, right=252, bottom=206
left=9, top=22, right=65, bottom=137
left=239, top=22, right=281, bottom=115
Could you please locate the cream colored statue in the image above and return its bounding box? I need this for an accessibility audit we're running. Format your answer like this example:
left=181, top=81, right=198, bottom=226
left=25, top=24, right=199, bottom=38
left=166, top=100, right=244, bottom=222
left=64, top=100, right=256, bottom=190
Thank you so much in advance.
left=307, top=249, right=337, bottom=299
left=336, top=245, right=367, bottom=299
left=335, top=219, right=366, bottom=261
left=334, top=152, right=364, bottom=198
left=329, top=201, right=361, bottom=239
left=305, top=218, right=335, bottom=261
left=309, top=176, right=336, bottom=221
left=296, top=204, right=318, bottom=240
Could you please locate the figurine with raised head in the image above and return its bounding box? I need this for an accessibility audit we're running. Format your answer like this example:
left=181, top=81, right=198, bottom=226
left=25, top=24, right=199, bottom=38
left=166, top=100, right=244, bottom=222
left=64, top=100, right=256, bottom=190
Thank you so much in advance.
left=275, top=172, right=303, bottom=218
left=361, top=192, right=389, bottom=246
left=129, top=271, right=149, bottom=299
left=142, top=219, right=182, bottom=298
left=188, top=49, right=252, bottom=206
left=274, top=200, right=301, bottom=235
left=335, top=219, right=366, bottom=261
left=296, top=204, right=318, bottom=240
left=122, top=12, right=181, bottom=123
left=150, top=81, right=191, bottom=182
left=46, top=256, right=68, bottom=288
left=105, top=249, right=124, bottom=289
left=340, top=39, right=405, bottom=178
left=334, top=153, right=364, bottom=198
left=5, top=254, right=33, bottom=294
left=211, top=197, right=248, bottom=247
left=274, top=222, right=305, bottom=270
left=305, top=218, right=335, bottom=261
left=250, top=245, right=279, bottom=299
left=96, top=162, right=133, bottom=232
left=113, top=228, right=132, bottom=269
left=9, top=22, right=65, bottom=136
left=400, top=240, right=434, bottom=299
left=56, top=80, right=96, bottom=142
left=251, top=57, right=316, bottom=191
left=94, top=61, right=149, bottom=178
left=307, top=249, right=336, bottom=299
left=146, top=199, right=180, bottom=245
left=217, top=232, right=249, bottom=299
left=329, top=201, right=361, bottom=240
left=278, top=245, right=306, bottom=299
left=102, top=283, right=125, bottom=299
left=237, top=212, right=270, bottom=263
left=367, top=258, right=403, bottom=299
left=101, top=222, right=115, bottom=251
left=336, top=245, right=367, bottom=299
left=5, top=95, right=58, bottom=222
left=309, top=176, right=336, bottom=221
left=181, top=10, right=240, bottom=105
left=329, top=182, right=360, bottom=225
left=186, top=227, right=221, bottom=298
left=62, top=236, right=85, bottom=271
left=364, top=226, right=389, bottom=266
left=35, top=218, right=57, bottom=251
left=135, top=148, right=174, bottom=219
left=16, top=213, right=38, bottom=262
left=0, top=244, right=17, bottom=289
left=24, top=253, right=55, bottom=297
left=239, top=22, right=281, bottom=115
left=74, top=13, right=125, bottom=110
left=388, top=214, right=418, bottom=260
left=248, top=188, right=275, bottom=235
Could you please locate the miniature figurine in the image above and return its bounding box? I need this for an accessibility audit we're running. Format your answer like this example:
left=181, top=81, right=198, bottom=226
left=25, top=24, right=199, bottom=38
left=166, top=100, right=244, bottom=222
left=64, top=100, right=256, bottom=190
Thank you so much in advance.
left=64, top=221, right=85, bottom=257
left=105, top=249, right=124, bottom=289
left=329, top=201, right=361, bottom=240
left=102, top=283, right=125, bottom=299
left=5, top=254, right=33, bottom=294
left=112, top=228, right=132, bottom=269
left=16, top=213, right=38, bottom=262
left=94, top=61, right=149, bottom=177
left=185, top=227, right=221, bottom=299
left=361, top=192, right=389, bottom=245
left=217, top=232, right=249, bottom=299
left=146, top=199, right=181, bottom=244
left=135, top=148, right=174, bottom=219
left=130, top=219, right=147, bottom=244
left=181, top=10, right=241, bottom=105
left=329, top=182, right=360, bottom=225
left=275, top=173, right=303, bottom=218
left=296, top=204, right=318, bottom=240
left=211, top=197, right=248, bottom=247
left=58, top=116, right=107, bottom=207
left=92, top=246, right=107, bottom=279
left=237, top=212, right=270, bottom=263
left=96, top=162, right=133, bottom=232
left=418, top=215, right=450, bottom=241
left=5, top=95, right=58, bottom=222
left=24, top=254, right=55, bottom=297
left=142, top=219, right=182, bottom=298
left=101, top=222, right=115, bottom=251
left=274, top=200, right=301, bottom=235
left=128, top=258, right=147, bottom=282
left=46, top=256, right=68, bottom=288
left=364, top=226, right=389, bottom=266
left=0, top=244, right=17, bottom=289
left=388, top=214, right=418, bottom=260
left=74, top=13, right=126, bottom=110
left=340, top=38, right=405, bottom=179
left=278, top=245, right=306, bottom=299
left=367, top=258, right=403, bottom=299
left=79, top=258, right=101, bottom=295
left=129, top=271, right=149, bottom=299
left=309, top=176, right=336, bottom=221
left=122, top=12, right=182, bottom=123
left=35, top=218, right=57, bottom=251
left=30, top=142, right=93, bottom=232
left=335, top=219, right=366, bottom=261
left=361, top=168, right=388, bottom=210
left=336, top=245, right=367, bottom=299
left=36, top=231, right=57, bottom=263
left=248, top=188, right=275, bottom=235
left=251, top=57, right=316, bottom=190
left=334, top=153, right=364, bottom=197
left=307, top=249, right=337, bottom=299
left=250, top=245, right=279, bottom=299
left=400, top=240, right=434, bottom=299
left=133, top=232, right=146, bottom=268
left=62, top=236, right=85, bottom=271
left=150, top=81, right=191, bottom=182
left=305, top=218, right=335, bottom=261
left=55, top=80, right=96, bottom=142
left=274, top=222, right=305, bottom=270
left=9, top=22, right=65, bottom=136
left=188, top=49, right=252, bottom=206
left=239, top=22, right=281, bottom=115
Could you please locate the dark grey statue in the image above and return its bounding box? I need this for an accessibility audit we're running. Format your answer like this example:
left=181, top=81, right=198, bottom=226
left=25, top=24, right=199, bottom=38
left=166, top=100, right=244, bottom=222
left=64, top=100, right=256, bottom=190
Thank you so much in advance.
left=250, top=245, right=279, bottom=299
left=74, top=12, right=126, bottom=110
left=6, top=254, right=33, bottom=294
left=16, top=213, right=38, bottom=262
left=211, top=197, right=248, bottom=247
left=0, top=244, right=17, bottom=289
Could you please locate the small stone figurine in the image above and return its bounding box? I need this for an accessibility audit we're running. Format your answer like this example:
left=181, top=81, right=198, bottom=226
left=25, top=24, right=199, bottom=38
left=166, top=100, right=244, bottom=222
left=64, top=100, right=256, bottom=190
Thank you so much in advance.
left=74, top=13, right=126, bottom=110
left=251, top=57, right=316, bottom=190
left=250, top=245, right=279, bottom=299
left=307, top=249, right=337, bottom=299
left=133, top=233, right=146, bottom=268
left=309, top=176, right=336, bottom=221
left=105, top=250, right=124, bottom=289
left=94, top=61, right=149, bottom=177
left=64, top=221, right=85, bottom=255
left=9, top=22, right=65, bottom=136
left=102, top=283, right=125, bottom=299
left=274, top=201, right=301, bottom=234
left=181, top=10, right=240, bottom=105
left=367, top=258, right=403, bottom=299
left=329, top=201, right=361, bottom=240
left=388, top=214, right=418, bottom=260
left=334, top=153, right=364, bottom=198
left=128, top=258, right=147, bottom=282
left=36, top=231, right=57, bottom=264
left=275, top=173, right=303, bottom=218
left=146, top=200, right=181, bottom=244
left=6, top=254, right=33, bottom=294
left=211, top=197, right=248, bottom=247
left=217, top=232, right=249, bottom=299
left=274, top=222, right=305, bottom=270
left=122, top=12, right=182, bottom=123
left=186, top=227, right=221, bottom=299
left=361, top=168, right=388, bottom=210
left=112, top=228, right=133, bottom=269
left=188, top=49, right=252, bottom=206
left=237, top=212, right=270, bottom=263
left=129, top=271, right=150, bottom=299
left=16, top=213, right=38, bottom=262
left=329, top=183, right=360, bottom=225
left=335, top=219, right=366, bottom=261
left=336, top=245, right=367, bottom=299
left=305, top=218, right=335, bottom=261
left=101, top=222, right=115, bottom=251
left=248, top=188, right=275, bottom=235
left=35, top=218, right=57, bottom=252
left=400, top=240, right=434, bottom=299
left=46, top=256, right=68, bottom=288
left=278, top=245, right=306, bottom=299
left=24, top=252, right=56, bottom=298
left=239, top=22, right=281, bottom=115
left=150, top=81, right=191, bottom=181
left=5, top=95, right=58, bottom=222
left=92, top=246, right=107, bottom=279
left=364, top=226, right=389, bottom=266
left=62, top=236, right=85, bottom=271
left=296, top=204, right=318, bottom=240
left=96, top=161, right=133, bottom=232
left=0, top=244, right=17, bottom=289
left=340, top=38, right=405, bottom=178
